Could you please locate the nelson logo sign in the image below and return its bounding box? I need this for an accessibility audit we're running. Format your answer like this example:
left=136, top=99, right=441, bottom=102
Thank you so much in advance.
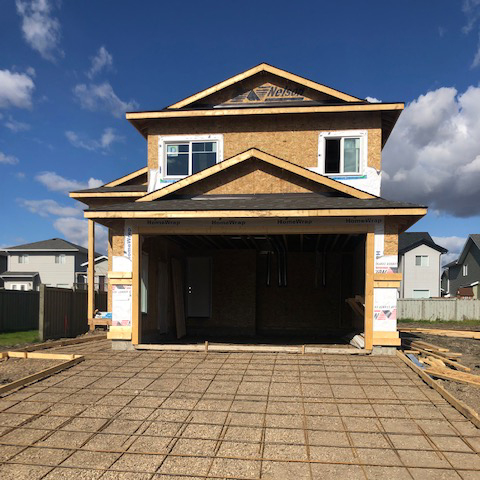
left=223, top=83, right=311, bottom=105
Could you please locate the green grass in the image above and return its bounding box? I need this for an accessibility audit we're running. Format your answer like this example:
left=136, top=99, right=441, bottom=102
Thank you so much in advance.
left=398, top=319, right=480, bottom=326
left=0, top=330, right=39, bottom=347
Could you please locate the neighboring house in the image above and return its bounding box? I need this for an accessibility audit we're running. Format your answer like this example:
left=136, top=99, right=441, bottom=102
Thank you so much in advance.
left=0, top=238, right=102, bottom=291
left=70, top=63, right=427, bottom=350
left=0, top=251, right=7, bottom=288
left=398, top=232, right=447, bottom=299
left=442, top=234, right=480, bottom=299
left=76, top=255, right=108, bottom=292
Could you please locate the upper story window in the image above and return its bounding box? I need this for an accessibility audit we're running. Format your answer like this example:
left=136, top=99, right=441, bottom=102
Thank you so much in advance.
left=463, top=264, right=468, bottom=276
left=55, top=254, right=66, bottom=264
left=318, top=130, right=367, bottom=176
left=415, top=255, right=429, bottom=267
left=159, top=135, right=224, bottom=179
left=18, top=254, right=29, bottom=264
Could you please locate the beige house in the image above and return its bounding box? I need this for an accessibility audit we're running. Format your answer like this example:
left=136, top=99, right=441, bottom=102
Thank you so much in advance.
left=1, top=238, right=104, bottom=291
left=71, top=64, right=426, bottom=351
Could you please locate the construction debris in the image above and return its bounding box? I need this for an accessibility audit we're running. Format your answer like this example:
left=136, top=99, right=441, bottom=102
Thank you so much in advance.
left=400, top=327, right=480, bottom=340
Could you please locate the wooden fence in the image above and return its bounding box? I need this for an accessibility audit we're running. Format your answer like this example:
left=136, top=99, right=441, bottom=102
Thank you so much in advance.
left=0, top=286, right=107, bottom=340
left=398, top=298, right=480, bottom=321
left=0, top=289, right=39, bottom=332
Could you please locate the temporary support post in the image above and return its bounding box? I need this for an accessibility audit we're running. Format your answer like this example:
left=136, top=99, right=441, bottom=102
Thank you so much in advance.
left=364, top=232, right=374, bottom=350
left=87, top=219, right=95, bottom=329
left=131, top=230, right=141, bottom=345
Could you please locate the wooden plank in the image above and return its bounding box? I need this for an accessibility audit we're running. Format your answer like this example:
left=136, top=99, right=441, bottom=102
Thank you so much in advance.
left=126, top=102, right=405, bottom=121
left=364, top=232, right=374, bottom=350
left=399, top=328, right=480, bottom=340
left=374, top=273, right=403, bottom=281
left=108, top=272, right=133, bottom=279
left=19, top=334, right=107, bottom=352
left=374, top=280, right=401, bottom=288
left=0, top=356, right=84, bottom=395
left=87, top=219, right=95, bottom=327
left=413, top=346, right=470, bottom=372
left=85, top=207, right=428, bottom=220
left=167, top=63, right=364, bottom=110
left=372, top=337, right=401, bottom=346
left=70, top=191, right=144, bottom=198
left=396, top=351, right=480, bottom=428
left=109, top=279, right=132, bottom=285
left=408, top=340, right=450, bottom=352
left=427, top=367, right=480, bottom=387
left=104, top=166, right=148, bottom=187
left=107, top=326, right=132, bottom=340
left=137, top=148, right=375, bottom=202
left=171, top=258, right=186, bottom=339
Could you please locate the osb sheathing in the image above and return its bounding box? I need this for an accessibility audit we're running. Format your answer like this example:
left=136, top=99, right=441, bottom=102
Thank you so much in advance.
left=107, top=223, right=125, bottom=312
left=384, top=217, right=400, bottom=256
left=147, top=112, right=383, bottom=172
left=179, top=159, right=332, bottom=196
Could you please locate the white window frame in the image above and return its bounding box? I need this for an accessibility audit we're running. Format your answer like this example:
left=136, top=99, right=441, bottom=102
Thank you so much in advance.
left=463, top=264, right=468, bottom=276
left=158, top=134, right=224, bottom=180
left=55, top=254, right=66, bottom=264
left=18, top=254, right=29, bottom=264
left=318, top=130, right=367, bottom=176
left=415, top=255, right=429, bottom=267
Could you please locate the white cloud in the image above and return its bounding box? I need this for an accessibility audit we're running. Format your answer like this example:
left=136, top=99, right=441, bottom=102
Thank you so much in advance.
left=65, top=127, right=123, bottom=152
left=87, top=46, right=113, bottom=79
left=462, top=0, right=480, bottom=67
left=15, top=172, right=26, bottom=179
left=73, top=82, right=138, bottom=118
left=365, top=96, right=381, bottom=103
left=54, top=217, right=108, bottom=253
left=382, top=85, right=480, bottom=217
left=15, top=0, right=63, bottom=61
left=0, top=69, right=35, bottom=109
left=0, top=152, right=20, bottom=165
left=4, top=116, right=30, bottom=132
left=35, top=171, right=103, bottom=193
left=17, top=198, right=81, bottom=217
left=433, top=235, right=467, bottom=266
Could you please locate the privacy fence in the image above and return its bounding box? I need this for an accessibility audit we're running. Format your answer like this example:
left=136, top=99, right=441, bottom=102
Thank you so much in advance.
left=398, top=299, right=480, bottom=321
left=0, top=286, right=107, bottom=341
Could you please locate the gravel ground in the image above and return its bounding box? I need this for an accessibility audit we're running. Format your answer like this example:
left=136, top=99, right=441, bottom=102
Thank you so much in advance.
left=404, top=331, right=480, bottom=415
left=0, top=358, right=62, bottom=385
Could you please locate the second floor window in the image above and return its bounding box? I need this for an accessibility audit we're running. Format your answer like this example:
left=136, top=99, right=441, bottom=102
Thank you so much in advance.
left=166, top=141, right=217, bottom=177
left=18, top=254, right=29, bottom=264
left=463, top=264, right=468, bottom=276
left=55, top=254, right=66, bottom=264
left=415, top=255, right=429, bottom=267
left=319, top=130, right=367, bottom=176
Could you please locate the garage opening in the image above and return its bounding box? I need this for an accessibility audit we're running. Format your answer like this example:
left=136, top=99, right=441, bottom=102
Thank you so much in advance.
left=139, top=234, right=366, bottom=346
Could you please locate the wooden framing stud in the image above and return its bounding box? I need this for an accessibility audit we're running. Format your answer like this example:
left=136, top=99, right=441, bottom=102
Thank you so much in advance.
left=88, top=219, right=95, bottom=328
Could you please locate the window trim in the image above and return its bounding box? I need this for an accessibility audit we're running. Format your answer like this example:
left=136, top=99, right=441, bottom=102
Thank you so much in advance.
left=158, top=134, right=224, bottom=180
left=318, top=130, right=367, bottom=176
left=415, top=255, right=429, bottom=267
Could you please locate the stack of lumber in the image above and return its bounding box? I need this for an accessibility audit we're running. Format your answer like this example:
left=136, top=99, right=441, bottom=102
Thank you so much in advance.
left=403, top=338, right=480, bottom=387
left=400, top=327, right=480, bottom=340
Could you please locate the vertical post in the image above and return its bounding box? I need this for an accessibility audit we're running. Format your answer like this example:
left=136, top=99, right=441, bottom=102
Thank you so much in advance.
left=364, top=231, right=374, bottom=350
left=38, top=284, right=45, bottom=342
left=88, top=219, right=95, bottom=330
left=132, top=230, right=141, bottom=345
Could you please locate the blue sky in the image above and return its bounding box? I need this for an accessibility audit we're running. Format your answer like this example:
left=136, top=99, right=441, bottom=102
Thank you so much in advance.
left=1, top=0, right=480, bottom=262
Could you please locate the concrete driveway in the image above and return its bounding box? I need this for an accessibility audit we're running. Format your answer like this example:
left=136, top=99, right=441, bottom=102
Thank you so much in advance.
left=0, top=340, right=478, bottom=479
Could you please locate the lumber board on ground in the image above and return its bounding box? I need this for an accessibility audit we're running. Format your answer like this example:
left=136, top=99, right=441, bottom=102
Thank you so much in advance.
left=396, top=351, right=480, bottom=428
left=19, top=334, right=107, bottom=352
left=0, top=356, right=84, bottom=395
left=399, top=328, right=480, bottom=340
left=426, top=367, right=480, bottom=387
left=412, top=347, right=471, bottom=372
left=408, top=339, right=450, bottom=352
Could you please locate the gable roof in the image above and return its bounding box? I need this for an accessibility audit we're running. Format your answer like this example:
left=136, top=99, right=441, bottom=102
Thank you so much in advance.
left=137, top=148, right=375, bottom=203
left=168, top=63, right=363, bottom=110
left=442, top=234, right=480, bottom=268
left=3, top=238, right=100, bottom=256
left=398, top=232, right=447, bottom=255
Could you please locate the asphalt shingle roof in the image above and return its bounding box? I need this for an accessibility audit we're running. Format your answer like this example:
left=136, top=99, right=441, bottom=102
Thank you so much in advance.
left=3, top=238, right=100, bottom=255
left=87, top=193, right=424, bottom=212
left=398, top=232, right=447, bottom=254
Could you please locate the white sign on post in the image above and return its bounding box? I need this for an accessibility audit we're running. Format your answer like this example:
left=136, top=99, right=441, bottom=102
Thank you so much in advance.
left=112, top=285, right=132, bottom=327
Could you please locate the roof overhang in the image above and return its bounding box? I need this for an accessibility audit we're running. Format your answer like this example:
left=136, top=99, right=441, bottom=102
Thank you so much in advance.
left=0, top=272, right=39, bottom=278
